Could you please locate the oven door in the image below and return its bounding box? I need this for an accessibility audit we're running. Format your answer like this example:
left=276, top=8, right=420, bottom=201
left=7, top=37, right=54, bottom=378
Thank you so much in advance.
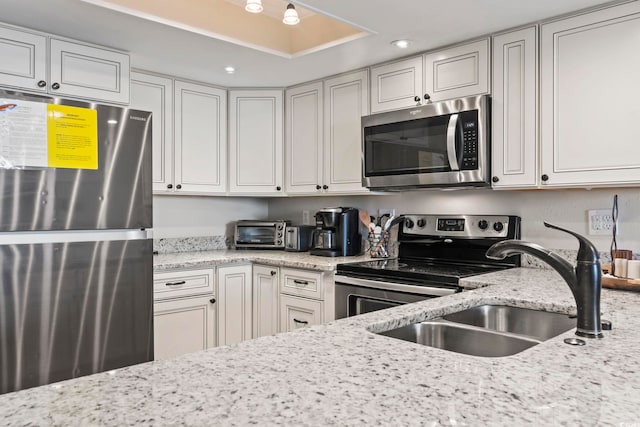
left=334, top=275, right=459, bottom=319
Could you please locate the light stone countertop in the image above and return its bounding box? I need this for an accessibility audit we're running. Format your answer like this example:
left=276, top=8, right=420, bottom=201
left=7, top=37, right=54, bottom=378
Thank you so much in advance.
left=153, top=249, right=372, bottom=272
left=1, top=267, right=639, bottom=425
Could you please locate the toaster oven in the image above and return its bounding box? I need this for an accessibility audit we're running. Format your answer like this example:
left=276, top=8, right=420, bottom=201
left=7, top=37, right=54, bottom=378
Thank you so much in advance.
left=234, top=220, right=288, bottom=249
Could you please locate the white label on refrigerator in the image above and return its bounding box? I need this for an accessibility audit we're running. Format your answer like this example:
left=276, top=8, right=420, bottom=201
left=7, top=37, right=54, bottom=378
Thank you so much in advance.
left=0, top=99, right=48, bottom=168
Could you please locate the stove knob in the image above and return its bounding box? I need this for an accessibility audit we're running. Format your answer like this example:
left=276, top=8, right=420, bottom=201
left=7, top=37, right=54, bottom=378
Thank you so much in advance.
left=493, top=222, right=504, bottom=232
left=416, top=218, right=426, bottom=228
left=478, top=220, right=489, bottom=230
left=404, top=218, right=415, bottom=229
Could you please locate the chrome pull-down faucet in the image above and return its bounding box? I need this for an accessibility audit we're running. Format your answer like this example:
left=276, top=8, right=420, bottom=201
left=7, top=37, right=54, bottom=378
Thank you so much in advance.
left=486, top=222, right=603, bottom=339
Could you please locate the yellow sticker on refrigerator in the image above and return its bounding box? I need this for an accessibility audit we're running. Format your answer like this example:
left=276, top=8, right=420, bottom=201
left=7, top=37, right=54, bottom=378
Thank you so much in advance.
left=46, top=104, right=98, bottom=170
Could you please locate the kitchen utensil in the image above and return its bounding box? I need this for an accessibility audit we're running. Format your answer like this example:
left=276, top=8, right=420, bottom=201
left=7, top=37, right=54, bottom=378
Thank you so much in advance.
left=359, top=209, right=371, bottom=229
left=610, top=194, right=619, bottom=275
left=384, top=215, right=404, bottom=231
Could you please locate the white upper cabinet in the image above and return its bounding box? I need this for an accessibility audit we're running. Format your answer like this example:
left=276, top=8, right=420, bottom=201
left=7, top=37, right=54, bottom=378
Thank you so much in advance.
left=540, top=2, right=640, bottom=187
left=174, top=80, right=227, bottom=194
left=423, top=38, right=489, bottom=102
left=0, top=25, right=47, bottom=92
left=130, top=71, right=173, bottom=193
left=49, top=39, right=130, bottom=104
left=229, top=90, right=283, bottom=194
left=491, top=27, right=538, bottom=189
left=370, top=56, right=423, bottom=113
left=323, top=70, right=369, bottom=193
left=285, top=82, right=324, bottom=194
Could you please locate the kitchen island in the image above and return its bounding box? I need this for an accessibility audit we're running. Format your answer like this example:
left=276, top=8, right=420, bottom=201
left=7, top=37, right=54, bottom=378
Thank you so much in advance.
left=1, top=267, right=639, bottom=425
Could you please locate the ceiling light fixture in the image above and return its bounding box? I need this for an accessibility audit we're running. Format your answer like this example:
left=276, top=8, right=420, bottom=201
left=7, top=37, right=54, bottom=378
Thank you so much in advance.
left=391, top=39, right=411, bottom=49
left=283, top=3, right=300, bottom=26
left=225, top=66, right=235, bottom=74
left=245, top=0, right=263, bottom=13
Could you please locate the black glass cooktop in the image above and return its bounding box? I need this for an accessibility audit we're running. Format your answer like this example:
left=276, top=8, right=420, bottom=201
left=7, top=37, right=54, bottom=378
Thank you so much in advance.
left=336, top=258, right=508, bottom=286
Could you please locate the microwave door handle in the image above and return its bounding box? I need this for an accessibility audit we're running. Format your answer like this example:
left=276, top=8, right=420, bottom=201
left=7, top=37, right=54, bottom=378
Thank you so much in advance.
left=446, top=113, right=460, bottom=171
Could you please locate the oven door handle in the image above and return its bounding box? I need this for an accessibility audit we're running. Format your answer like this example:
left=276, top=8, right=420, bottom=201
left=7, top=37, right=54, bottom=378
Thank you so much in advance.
left=334, top=275, right=458, bottom=297
left=446, top=113, right=460, bottom=171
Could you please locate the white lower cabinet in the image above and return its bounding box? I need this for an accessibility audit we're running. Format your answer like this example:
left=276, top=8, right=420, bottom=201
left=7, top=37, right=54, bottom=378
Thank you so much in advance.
left=252, top=265, right=280, bottom=338
left=153, top=268, right=216, bottom=360
left=217, top=264, right=252, bottom=346
left=279, top=294, right=323, bottom=332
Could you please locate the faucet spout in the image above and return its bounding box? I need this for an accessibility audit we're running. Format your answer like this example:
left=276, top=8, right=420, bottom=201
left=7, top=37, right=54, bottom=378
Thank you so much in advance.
left=486, top=223, right=603, bottom=339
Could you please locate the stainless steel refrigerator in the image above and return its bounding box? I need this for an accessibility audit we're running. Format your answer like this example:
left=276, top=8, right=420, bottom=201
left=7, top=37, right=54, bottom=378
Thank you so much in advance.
left=0, top=90, right=153, bottom=394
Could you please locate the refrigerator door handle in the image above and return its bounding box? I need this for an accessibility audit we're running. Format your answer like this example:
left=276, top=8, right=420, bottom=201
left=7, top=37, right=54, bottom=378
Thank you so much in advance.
left=0, top=229, right=152, bottom=245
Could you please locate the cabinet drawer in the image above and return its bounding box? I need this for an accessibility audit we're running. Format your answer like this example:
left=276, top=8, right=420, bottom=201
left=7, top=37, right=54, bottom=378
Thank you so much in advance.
left=280, top=268, right=324, bottom=300
left=279, top=294, right=323, bottom=333
left=153, top=268, right=215, bottom=301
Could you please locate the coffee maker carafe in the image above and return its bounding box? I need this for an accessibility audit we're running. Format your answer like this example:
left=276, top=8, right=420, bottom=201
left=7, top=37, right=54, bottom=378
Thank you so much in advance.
left=310, top=207, right=362, bottom=257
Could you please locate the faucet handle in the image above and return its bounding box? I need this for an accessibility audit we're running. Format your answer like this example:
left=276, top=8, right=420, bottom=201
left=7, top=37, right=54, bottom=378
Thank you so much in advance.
left=544, top=222, right=600, bottom=263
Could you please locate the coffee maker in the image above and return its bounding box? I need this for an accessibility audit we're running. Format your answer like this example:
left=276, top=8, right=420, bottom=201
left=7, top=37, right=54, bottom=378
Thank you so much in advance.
left=310, top=207, right=362, bottom=257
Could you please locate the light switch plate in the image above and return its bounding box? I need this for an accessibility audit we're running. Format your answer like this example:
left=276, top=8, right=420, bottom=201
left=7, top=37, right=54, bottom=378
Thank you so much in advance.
left=587, top=209, right=616, bottom=235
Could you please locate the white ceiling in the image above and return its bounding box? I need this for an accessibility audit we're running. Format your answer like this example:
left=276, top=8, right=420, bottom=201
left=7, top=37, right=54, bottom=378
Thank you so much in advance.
left=1, top=0, right=616, bottom=87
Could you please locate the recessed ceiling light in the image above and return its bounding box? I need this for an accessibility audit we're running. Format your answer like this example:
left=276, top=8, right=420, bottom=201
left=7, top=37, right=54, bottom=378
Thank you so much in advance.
left=225, top=66, right=235, bottom=74
left=245, top=0, right=263, bottom=13
left=283, top=3, right=300, bottom=26
left=391, top=39, right=411, bottom=49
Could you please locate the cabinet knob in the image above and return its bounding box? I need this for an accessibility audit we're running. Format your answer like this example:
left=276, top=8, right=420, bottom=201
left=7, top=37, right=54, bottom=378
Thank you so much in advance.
left=492, top=176, right=499, bottom=183
left=541, top=174, right=549, bottom=182
left=270, top=271, right=276, bottom=276
left=167, top=184, right=173, bottom=189
left=37, top=80, right=46, bottom=88
left=414, top=95, right=421, bottom=102
left=176, top=184, right=182, bottom=189
left=210, top=298, right=216, bottom=304
left=276, top=186, right=281, bottom=191
left=424, top=94, right=431, bottom=101
left=51, top=82, right=60, bottom=90
left=316, top=185, right=321, bottom=190
left=322, top=185, right=328, bottom=190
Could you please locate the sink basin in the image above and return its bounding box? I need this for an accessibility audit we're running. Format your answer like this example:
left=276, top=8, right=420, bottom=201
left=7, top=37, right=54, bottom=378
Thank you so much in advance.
left=378, top=321, right=538, bottom=357
left=442, top=305, right=575, bottom=341
left=376, top=305, right=576, bottom=357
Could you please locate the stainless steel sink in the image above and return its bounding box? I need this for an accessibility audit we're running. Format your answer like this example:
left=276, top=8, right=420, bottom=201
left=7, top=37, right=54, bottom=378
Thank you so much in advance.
left=442, top=305, right=575, bottom=341
left=376, top=305, right=576, bottom=357
left=378, top=321, right=538, bottom=357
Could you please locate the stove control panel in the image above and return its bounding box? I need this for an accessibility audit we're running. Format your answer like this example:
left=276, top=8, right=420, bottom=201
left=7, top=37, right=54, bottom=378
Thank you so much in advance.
left=401, top=215, right=518, bottom=238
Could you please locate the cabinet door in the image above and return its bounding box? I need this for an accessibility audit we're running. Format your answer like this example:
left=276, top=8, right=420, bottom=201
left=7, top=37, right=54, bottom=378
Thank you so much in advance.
left=252, top=265, right=279, bottom=338
left=370, top=56, right=423, bottom=113
left=285, top=82, right=323, bottom=194
left=279, top=294, right=322, bottom=333
left=541, top=3, right=640, bottom=187
left=174, top=80, right=227, bottom=194
left=49, top=38, right=130, bottom=104
left=492, top=27, right=538, bottom=188
left=217, top=265, right=252, bottom=346
left=154, top=295, right=217, bottom=360
left=0, top=25, right=47, bottom=92
left=323, top=70, right=369, bottom=194
left=229, top=90, right=283, bottom=194
left=130, top=71, right=174, bottom=193
left=423, top=38, right=489, bottom=102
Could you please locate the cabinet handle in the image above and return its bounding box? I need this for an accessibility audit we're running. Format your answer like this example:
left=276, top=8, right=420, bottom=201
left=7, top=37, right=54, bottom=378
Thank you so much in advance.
left=176, top=184, right=182, bottom=189
left=270, top=271, right=277, bottom=276
left=165, top=281, right=186, bottom=287
left=293, top=318, right=309, bottom=325
left=322, top=185, right=328, bottom=190
left=541, top=174, right=549, bottom=182
left=51, top=82, right=60, bottom=90
left=414, top=95, right=421, bottom=102
left=210, top=298, right=216, bottom=304
left=492, top=176, right=499, bottom=183
left=167, top=184, right=173, bottom=189
left=424, top=93, right=431, bottom=101
left=276, top=186, right=281, bottom=191
left=37, top=80, right=46, bottom=88
left=293, top=279, right=309, bottom=285
left=316, top=185, right=321, bottom=190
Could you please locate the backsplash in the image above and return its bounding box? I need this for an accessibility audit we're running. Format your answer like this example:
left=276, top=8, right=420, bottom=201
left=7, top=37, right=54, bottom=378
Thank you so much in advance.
left=154, top=235, right=230, bottom=254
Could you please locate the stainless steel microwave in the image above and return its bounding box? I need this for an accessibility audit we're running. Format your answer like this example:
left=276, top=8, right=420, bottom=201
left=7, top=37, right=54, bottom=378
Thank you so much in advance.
left=361, top=95, right=490, bottom=190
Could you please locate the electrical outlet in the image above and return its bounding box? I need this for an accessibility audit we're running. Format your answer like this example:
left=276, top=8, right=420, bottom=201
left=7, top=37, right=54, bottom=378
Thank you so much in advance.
left=587, top=209, right=616, bottom=235
left=302, top=210, right=311, bottom=225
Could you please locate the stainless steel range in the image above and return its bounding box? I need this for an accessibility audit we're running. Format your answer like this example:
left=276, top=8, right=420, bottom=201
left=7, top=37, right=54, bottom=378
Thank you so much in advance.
left=334, top=214, right=521, bottom=319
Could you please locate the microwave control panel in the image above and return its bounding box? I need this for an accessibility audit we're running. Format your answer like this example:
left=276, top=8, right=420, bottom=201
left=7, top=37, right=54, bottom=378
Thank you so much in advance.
left=460, top=110, right=478, bottom=170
